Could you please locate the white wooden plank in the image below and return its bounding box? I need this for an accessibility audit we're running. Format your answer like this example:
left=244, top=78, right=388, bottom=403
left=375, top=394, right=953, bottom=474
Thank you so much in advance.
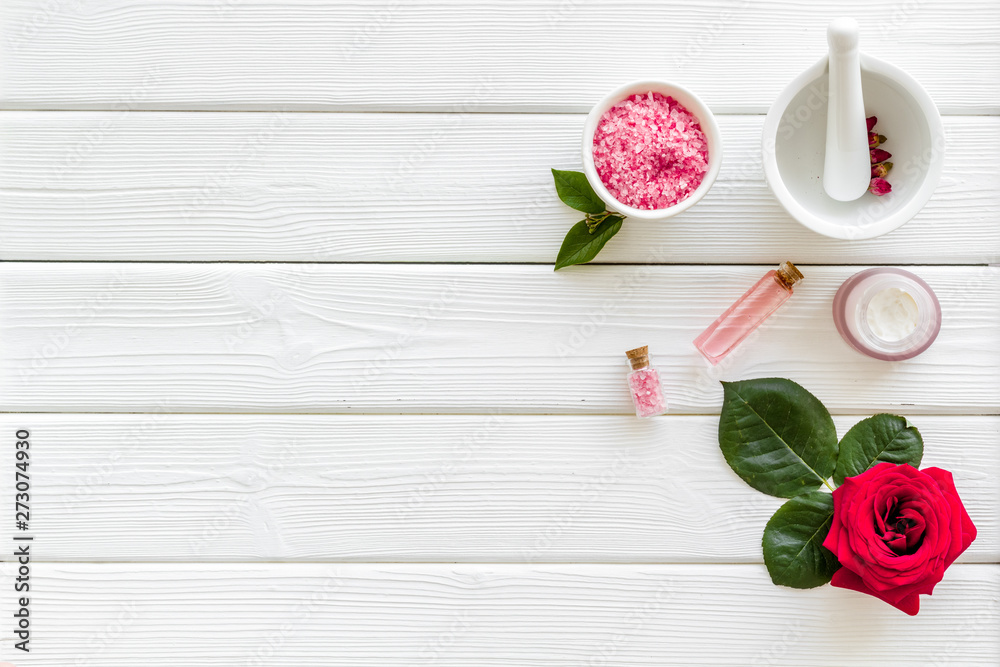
left=1, top=0, right=997, bottom=113
left=0, top=563, right=996, bottom=665
left=0, top=414, right=994, bottom=563
left=2, top=264, right=998, bottom=414
left=1, top=112, right=996, bottom=264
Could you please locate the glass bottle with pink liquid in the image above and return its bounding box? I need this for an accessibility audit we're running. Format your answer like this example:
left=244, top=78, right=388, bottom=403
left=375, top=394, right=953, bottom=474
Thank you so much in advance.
left=693, top=261, right=804, bottom=365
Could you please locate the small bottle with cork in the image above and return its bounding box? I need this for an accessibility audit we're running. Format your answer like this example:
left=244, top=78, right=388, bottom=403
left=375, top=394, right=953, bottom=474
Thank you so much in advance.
left=625, top=345, right=668, bottom=418
left=693, top=261, right=805, bottom=365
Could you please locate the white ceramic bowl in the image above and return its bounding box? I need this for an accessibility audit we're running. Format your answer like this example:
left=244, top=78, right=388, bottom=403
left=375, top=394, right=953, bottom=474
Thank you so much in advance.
left=763, top=54, right=944, bottom=240
left=582, top=80, right=723, bottom=221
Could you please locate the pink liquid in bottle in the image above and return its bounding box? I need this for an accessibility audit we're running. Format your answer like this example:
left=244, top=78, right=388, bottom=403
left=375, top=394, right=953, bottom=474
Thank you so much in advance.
left=694, top=262, right=804, bottom=365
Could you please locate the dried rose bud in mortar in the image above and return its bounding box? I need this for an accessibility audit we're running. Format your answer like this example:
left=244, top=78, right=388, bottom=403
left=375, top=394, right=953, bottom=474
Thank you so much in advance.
left=868, top=177, right=892, bottom=196
left=870, top=148, right=892, bottom=164
left=871, top=162, right=893, bottom=179
left=866, top=117, right=892, bottom=195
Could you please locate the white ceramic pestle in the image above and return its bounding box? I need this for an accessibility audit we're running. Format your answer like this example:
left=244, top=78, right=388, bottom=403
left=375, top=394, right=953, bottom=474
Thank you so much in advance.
left=823, top=17, right=870, bottom=201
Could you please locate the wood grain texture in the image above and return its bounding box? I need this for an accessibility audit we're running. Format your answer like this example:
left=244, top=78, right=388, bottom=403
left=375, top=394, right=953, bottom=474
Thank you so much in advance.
left=0, top=562, right=997, bottom=666
left=0, top=414, right=994, bottom=563
left=2, top=264, right=998, bottom=414
left=1, top=0, right=997, bottom=113
left=1, top=112, right=997, bottom=264
left=0, top=1, right=995, bottom=662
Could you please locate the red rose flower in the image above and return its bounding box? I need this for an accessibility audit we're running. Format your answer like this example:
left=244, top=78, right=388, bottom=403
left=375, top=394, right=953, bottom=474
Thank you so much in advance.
left=823, top=463, right=976, bottom=615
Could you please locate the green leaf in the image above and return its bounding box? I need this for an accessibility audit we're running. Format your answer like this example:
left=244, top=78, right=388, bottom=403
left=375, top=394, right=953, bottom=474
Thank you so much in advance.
left=833, top=414, right=923, bottom=485
left=554, top=216, right=623, bottom=270
left=718, top=378, right=838, bottom=498
left=551, top=169, right=606, bottom=215
left=762, top=491, right=841, bottom=589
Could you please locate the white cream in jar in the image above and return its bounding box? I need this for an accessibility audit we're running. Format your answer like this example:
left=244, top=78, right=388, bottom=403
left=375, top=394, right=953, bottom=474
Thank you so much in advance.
left=865, top=287, right=919, bottom=342
left=832, top=268, right=941, bottom=361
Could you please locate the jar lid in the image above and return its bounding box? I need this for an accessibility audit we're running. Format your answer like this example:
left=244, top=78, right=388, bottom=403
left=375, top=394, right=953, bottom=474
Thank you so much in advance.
left=625, top=345, right=650, bottom=370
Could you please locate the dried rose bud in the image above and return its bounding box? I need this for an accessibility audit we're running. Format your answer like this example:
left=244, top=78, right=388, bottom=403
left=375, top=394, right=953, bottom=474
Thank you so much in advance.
left=869, top=177, right=892, bottom=196
left=866, top=116, right=878, bottom=132
left=868, top=132, right=889, bottom=148
left=871, top=162, right=893, bottom=179
left=871, top=148, right=892, bottom=164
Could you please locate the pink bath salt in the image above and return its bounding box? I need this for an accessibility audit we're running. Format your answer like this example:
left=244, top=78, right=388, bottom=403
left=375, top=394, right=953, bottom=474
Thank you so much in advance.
left=627, top=367, right=667, bottom=418
left=592, top=91, right=710, bottom=210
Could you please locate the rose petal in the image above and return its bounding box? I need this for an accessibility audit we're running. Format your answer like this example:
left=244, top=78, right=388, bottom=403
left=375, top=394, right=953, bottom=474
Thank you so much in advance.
left=831, top=566, right=922, bottom=616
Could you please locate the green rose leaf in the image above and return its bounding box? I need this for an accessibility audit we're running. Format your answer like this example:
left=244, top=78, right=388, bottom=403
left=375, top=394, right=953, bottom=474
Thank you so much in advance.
left=551, top=168, right=606, bottom=215
left=833, top=414, right=923, bottom=485
left=719, top=378, right=838, bottom=498
left=554, top=216, right=623, bottom=271
left=762, top=491, right=841, bottom=589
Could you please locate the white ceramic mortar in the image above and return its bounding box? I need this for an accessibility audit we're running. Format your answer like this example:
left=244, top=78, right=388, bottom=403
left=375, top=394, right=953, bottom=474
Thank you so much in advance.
left=762, top=54, right=944, bottom=240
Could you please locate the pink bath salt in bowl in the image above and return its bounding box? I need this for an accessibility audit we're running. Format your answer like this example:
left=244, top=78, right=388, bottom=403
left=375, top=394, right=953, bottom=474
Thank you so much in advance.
left=592, top=92, right=710, bottom=211
left=582, top=81, right=722, bottom=220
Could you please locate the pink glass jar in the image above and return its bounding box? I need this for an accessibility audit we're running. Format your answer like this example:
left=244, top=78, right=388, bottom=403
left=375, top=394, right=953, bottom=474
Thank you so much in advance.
left=832, top=268, right=941, bottom=361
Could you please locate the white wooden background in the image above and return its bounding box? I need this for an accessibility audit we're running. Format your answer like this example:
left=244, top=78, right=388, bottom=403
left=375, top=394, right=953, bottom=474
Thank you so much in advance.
left=1, top=1, right=998, bottom=665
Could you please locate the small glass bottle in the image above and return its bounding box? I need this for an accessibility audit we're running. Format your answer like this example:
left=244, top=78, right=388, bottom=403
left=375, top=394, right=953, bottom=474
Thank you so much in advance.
left=693, top=261, right=804, bottom=365
left=625, top=345, right=668, bottom=418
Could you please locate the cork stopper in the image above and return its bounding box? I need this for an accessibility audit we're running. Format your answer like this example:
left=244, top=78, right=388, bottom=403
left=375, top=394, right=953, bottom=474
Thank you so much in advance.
left=625, top=345, right=650, bottom=371
left=775, top=261, right=804, bottom=290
